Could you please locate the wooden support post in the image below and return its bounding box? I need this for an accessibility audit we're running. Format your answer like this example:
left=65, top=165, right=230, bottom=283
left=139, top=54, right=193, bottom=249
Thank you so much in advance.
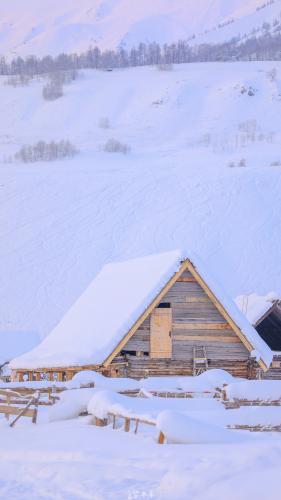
left=124, top=418, right=131, bottom=432
left=10, top=397, right=36, bottom=428
left=28, top=372, right=33, bottom=382
left=49, top=372, right=53, bottom=382
left=36, top=372, right=41, bottom=381
left=95, top=417, right=108, bottom=427
left=134, top=419, right=139, bottom=434
left=158, top=431, right=165, bottom=444
left=112, top=415, right=116, bottom=429
left=32, top=393, right=40, bottom=424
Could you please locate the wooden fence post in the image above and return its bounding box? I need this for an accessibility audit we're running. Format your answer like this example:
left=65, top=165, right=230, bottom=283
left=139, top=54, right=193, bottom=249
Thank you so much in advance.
left=124, top=418, right=131, bottom=432
left=158, top=431, right=165, bottom=444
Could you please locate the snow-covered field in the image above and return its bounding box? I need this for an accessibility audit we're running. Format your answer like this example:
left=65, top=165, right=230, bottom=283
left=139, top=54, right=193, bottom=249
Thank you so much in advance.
left=1, top=0, right=281, bottom=56
left=1, top=373, right=281, bottom=500
left=1, top=415, right=281, bottom=500
left=0, top=61, right=281, bottom=339
left=1, top=3, right=281, bottom=493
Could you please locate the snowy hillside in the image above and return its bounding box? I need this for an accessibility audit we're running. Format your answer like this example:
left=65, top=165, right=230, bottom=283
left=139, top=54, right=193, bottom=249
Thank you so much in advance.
left=1, top=0, right=281, bottom=57
left=0, top=61, right=281, bottom=340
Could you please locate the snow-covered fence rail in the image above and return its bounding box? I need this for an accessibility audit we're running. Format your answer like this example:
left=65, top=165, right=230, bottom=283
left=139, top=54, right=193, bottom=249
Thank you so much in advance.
left=93, top=410, right=166, bottom=443
left=146, top=390, right=218, bottom=399
left=227, top=424, right=281, bottom=432
left=221, top=380, right=281, bottom=407
left=0, top=388, right=55, bottom=406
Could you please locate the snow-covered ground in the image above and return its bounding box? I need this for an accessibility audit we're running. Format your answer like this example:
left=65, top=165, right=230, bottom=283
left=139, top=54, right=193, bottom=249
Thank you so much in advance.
left=1, top=0, right=281, bottom=56
left=0, top=62, right=281, bottom=340
left=1, top=386, right=281, bottom=500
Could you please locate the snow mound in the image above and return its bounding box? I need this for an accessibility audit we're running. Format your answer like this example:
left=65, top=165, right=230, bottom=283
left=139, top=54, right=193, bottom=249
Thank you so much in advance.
left=140, top=369, right=237, bottom=393
left=87, top=389, right=222, bottom=421
left=72, top=369, right=242, bottom=394
left=70, top=370, right=139, bottom=392
left=49, top=388, right=95, bottom=421
left=226, top=380, right=281, bottom=402
left=157, top=410, right=242, bottom=444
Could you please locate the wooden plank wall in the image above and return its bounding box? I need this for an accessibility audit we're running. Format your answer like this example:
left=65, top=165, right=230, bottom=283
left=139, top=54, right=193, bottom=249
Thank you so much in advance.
left=114, top=270, right=254, bottom=378
left=263, top=355, right=281, bottom=379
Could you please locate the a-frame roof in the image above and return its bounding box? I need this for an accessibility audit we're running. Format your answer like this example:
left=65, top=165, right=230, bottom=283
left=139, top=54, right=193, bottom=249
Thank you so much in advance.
left=10, top=250, right=272, bottom=371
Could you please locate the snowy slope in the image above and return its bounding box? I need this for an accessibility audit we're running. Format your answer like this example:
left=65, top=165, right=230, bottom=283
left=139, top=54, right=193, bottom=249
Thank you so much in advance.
left=0, top=62, right=281, bottom=340
left=0, top=0, right=281, bottom=57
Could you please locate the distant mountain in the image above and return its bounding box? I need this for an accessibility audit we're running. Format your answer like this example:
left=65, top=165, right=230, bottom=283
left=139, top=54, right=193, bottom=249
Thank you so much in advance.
left=1, top=0, right=281, bottom=57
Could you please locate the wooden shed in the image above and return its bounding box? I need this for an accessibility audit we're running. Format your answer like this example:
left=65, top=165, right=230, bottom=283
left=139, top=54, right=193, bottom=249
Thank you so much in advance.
left=236, top=293, right=281, bottom=379
left=10, top=250, right=272, bottom=382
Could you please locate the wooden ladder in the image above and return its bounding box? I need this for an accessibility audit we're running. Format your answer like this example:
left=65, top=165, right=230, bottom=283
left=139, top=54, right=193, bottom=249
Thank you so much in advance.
left=193, top=346, right=208, bottom=376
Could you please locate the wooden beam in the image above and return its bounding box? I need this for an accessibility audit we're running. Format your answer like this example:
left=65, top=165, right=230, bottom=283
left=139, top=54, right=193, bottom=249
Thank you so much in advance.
left=174, top=335, right=241, bottom=343
left=12, top=364, right=101, bottom=377
left=185, top=297, right=210, bottom=303
left=173, top=323, right=231, bottom=330
left=177, top=277, right=196, bottom=282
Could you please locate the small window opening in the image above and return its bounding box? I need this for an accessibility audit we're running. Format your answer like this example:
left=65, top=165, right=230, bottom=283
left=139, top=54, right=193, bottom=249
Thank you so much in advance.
left=157, top=302, right=171, bottom=309
left=121, top=349, right=137, bottom=356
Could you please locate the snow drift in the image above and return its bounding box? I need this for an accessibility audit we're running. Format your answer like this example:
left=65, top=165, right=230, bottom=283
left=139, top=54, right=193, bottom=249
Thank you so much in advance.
left=157, top=410, right=242, bottom=444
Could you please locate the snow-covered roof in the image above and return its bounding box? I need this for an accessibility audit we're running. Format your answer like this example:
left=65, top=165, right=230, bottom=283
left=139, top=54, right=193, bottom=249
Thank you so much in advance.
left=10, top=250, right=185, bottom=369
left=10, top=250, right=273, bottom=371
left=235, top=292, right=279, bottom=326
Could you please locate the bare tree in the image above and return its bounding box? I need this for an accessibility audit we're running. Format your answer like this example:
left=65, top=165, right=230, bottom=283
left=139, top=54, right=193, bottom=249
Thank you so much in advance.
left=103, top=139, right=130, bottom=154
left=42, top=81, right=63, bottom=101
left=14, top=140, right=79, bottom=163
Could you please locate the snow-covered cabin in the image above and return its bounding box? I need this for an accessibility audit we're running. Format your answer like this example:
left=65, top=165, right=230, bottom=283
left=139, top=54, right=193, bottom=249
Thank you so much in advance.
left=236, top=293, right=281, bottom=379
left=10, top=251, right=272, bottom=382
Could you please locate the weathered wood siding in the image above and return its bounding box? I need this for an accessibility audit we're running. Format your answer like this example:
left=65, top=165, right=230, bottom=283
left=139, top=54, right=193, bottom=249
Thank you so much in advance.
left=263, top=354, right=281, bottom=380
left=113, top=270, right=255, bottom=378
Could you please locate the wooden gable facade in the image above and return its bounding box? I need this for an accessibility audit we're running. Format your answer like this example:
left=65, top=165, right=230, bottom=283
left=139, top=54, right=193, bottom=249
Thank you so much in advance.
left=103, top=267, right=260, bottom=379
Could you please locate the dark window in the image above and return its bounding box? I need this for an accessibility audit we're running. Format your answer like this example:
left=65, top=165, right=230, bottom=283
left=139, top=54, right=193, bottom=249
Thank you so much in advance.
left=121, top=350, right=137, bottom=356
left=157, top=302, right=171, bottom=309
left=120, top=350, right=150, bottom=357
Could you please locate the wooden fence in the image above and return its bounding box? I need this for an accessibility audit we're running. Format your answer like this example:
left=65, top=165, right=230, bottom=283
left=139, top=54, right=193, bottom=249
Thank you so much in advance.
left=0, top=389, right=40, bottom=427
left=93, top=411, right=166, bottom=443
